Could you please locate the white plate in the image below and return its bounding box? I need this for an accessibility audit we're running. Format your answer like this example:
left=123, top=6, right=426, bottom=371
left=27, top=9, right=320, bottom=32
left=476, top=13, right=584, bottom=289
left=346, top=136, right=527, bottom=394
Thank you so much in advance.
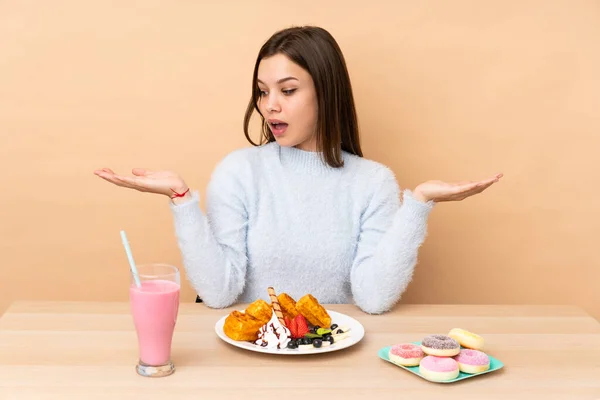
left=215, top=309, right=365, bottom=355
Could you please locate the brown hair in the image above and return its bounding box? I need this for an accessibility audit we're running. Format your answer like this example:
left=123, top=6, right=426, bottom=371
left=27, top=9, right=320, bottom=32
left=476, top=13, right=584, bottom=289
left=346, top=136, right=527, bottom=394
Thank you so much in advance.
left=243, top=26, right=363, bottom=168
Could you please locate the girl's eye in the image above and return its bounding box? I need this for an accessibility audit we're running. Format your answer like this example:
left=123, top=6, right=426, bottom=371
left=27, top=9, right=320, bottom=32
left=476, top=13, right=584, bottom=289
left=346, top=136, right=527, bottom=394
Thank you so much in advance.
left=258, top=90, right=268, bottom=96
left=282, top=89, right=297, bottom=95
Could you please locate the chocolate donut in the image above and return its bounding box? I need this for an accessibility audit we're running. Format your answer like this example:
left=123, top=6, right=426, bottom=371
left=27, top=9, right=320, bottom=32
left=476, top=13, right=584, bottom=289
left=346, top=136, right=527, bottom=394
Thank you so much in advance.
left=421, top=334, right=460, bottom=357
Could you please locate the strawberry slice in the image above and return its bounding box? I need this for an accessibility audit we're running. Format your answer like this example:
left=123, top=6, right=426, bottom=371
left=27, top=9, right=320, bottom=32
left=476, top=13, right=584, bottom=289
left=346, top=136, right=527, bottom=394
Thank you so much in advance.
left=287, top=317, right=299, bottom=338
left=294, top=314, right=310, bottom=338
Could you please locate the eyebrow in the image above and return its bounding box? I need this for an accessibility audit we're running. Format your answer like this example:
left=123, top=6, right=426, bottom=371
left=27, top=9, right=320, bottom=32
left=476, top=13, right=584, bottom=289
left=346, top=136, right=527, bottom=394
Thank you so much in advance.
left=257, top=76, right=299, bottom=85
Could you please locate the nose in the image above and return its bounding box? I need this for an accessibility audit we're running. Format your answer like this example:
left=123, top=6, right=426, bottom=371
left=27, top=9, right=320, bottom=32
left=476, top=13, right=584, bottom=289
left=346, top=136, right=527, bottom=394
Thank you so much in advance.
left=265, top=93, right=281, bottom=113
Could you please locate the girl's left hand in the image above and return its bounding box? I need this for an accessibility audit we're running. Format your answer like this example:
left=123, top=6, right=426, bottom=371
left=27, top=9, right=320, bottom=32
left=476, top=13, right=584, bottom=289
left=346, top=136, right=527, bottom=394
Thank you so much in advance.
left=413, top=173, right=503, bottom=203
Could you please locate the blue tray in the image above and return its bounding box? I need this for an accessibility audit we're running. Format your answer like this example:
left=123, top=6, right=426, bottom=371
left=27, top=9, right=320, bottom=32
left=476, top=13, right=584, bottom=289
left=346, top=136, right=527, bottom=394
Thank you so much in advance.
left=378, top=342, right=504, bottom=383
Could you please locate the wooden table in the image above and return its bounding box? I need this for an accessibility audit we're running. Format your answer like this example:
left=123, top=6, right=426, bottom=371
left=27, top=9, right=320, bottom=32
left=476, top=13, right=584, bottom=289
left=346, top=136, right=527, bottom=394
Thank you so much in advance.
left=1, top=301, right=599, bottom=399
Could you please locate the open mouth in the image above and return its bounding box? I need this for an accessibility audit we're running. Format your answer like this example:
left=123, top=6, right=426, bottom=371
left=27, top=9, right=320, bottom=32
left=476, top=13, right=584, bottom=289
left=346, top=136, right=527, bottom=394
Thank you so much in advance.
left=269, top=121, right=288, bottom=136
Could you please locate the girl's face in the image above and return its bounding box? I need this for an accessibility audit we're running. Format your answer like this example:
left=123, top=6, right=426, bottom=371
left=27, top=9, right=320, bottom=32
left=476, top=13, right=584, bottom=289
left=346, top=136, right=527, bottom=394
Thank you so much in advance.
left=257, top=53, right=318, bottom=152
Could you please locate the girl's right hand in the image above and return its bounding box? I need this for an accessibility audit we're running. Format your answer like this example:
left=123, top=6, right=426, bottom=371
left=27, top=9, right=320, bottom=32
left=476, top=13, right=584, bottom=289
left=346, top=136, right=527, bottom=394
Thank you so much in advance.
left=93, top=168, right=190, bottom=200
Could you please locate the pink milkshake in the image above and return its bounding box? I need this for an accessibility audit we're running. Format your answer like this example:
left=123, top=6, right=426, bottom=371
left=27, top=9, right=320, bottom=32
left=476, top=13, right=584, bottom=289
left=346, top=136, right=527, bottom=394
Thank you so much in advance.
left=129, top=264, right=180, bottom=377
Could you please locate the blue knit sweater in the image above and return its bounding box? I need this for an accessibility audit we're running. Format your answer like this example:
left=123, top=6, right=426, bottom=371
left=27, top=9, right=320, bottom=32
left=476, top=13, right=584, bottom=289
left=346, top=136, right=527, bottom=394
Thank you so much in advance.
left=170, top=142, right=434, bottom=314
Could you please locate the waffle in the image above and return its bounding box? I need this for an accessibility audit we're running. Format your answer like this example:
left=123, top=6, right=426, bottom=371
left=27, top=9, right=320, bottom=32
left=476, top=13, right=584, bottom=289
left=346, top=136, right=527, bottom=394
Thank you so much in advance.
left=295, top=294, right=331, bottom=328
left=223, top=299, right=272, bottom=341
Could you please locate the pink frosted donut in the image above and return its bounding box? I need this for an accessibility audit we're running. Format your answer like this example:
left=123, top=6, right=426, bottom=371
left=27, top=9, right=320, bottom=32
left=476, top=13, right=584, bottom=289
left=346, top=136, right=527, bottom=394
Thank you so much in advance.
left=454, top=349, right=490, bottom=374
left=389, top=343, right=424, bottom=366
left=419, top=355, right=459, bottom=382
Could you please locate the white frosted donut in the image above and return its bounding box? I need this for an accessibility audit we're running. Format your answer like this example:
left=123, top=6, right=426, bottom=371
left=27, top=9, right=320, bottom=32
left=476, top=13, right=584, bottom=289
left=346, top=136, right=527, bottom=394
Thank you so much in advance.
left=448, top=328, right=485, bottom=350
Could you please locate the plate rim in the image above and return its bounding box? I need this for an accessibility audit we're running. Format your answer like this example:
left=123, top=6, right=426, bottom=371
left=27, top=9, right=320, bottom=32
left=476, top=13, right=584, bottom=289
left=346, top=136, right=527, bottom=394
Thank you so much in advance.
left=215, top=309, right=365, bottom=355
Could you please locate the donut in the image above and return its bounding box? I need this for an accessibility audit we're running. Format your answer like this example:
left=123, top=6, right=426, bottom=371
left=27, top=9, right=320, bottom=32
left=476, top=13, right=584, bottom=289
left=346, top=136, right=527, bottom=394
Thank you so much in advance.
left=419, top=355, right=460, bottom=382
left=454, top=349, right=490, bottom=373
left=448, top=328, right=485, bottom=350
left=389, top=343, right=424, bottom=366
left=421, top=334, right=460, bottom=357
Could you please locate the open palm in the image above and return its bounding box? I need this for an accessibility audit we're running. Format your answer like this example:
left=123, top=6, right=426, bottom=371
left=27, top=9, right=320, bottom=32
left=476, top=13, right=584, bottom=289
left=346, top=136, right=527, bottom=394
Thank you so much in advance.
left=415, top=173, right=503, bottom=202
left=93, top=168, right=187, bottom=197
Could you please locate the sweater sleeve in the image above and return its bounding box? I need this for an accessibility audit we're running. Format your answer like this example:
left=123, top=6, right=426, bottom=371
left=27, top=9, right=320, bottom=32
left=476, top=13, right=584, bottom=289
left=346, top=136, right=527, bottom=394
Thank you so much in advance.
left=168, top=154, right=249, bottom=308
left=350, top=167, right=434, bottom=314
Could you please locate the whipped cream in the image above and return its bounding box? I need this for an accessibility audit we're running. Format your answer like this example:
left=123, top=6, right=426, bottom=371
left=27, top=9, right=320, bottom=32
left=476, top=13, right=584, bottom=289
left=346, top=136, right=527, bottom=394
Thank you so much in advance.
left=255, top=310, right=291, bottom=349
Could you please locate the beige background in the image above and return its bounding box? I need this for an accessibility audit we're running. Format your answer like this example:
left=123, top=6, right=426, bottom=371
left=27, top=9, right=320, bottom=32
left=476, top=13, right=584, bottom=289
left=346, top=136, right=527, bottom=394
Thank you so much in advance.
left=1, top=1, right=598, bottom=319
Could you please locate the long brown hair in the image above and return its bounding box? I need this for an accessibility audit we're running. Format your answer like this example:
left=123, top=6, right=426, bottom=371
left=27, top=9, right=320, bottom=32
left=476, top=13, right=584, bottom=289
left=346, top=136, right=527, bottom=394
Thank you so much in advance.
left=243, top=26, right=363, bottom=168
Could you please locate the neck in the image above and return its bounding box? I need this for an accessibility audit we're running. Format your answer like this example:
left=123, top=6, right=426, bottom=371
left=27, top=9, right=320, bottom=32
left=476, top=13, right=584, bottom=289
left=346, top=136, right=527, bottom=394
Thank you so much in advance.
left=292, top=135, right=318, bottom=152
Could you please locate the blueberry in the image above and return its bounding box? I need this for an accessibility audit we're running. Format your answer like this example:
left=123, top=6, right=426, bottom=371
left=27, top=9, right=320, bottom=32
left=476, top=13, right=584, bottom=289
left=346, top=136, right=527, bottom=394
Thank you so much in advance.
left=313, top=339, right=322, bottom=348
left=314, top=325, right=321, bottom=331
left=326, top=336, right=334, bottom=344
left=302, top=337, right=311, bottom=345
left=331, top=324, right=338, bottom=330
left=322, top=334, right=332, bottom=341
left=335, top=329, right=344, bottom=334
left=287, top=341, right=298, bottom=349
left=295, top=338, right=303, bottom=346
